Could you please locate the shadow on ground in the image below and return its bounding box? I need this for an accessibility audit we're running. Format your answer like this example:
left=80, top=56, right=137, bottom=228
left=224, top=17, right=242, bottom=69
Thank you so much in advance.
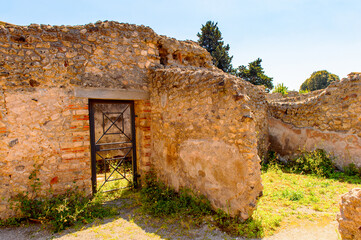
left=0, top=197, right=244, bottom=240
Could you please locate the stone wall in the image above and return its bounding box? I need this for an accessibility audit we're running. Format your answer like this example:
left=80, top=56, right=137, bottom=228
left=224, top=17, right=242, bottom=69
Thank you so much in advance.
left=338, top=188, right=361, bottom=240
left=268, top=73, right=361, bottom=168
left=0, top=21, right=212, bottom=218
left=266, top=89, right=323, bottom=103
left=0, top=21, right=212, bottom=91
left=149, top=67, right=265, bottom=219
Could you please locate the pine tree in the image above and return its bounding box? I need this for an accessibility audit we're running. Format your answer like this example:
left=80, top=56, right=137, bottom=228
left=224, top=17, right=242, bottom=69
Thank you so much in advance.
left=197, top=21, right=233, bottom=73
left=235, top=58, right=274, bottom=91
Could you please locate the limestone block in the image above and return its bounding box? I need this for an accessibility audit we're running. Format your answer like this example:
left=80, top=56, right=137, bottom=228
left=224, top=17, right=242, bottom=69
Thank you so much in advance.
left=338, top=188, right=361, bottom=240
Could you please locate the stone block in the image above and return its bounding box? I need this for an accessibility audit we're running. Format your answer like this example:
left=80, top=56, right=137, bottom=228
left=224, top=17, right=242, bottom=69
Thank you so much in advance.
left=338, top=188, right=361, bottom=240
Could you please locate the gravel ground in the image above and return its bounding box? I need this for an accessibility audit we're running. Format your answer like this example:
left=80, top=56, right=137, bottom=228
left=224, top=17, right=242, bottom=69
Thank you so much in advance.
left=0, top=198, right=340, bottom=240
left=0, top=219, right=339, bottom=240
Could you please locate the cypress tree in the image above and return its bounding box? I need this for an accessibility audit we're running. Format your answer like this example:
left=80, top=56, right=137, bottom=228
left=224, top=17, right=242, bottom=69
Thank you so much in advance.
left=197, top=21, right=233, bottom=73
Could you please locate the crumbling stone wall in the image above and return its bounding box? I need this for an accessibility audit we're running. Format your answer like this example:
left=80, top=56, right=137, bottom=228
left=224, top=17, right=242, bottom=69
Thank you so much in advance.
left=338, top=188, right=361, bottom=240
left=0, top=20, right=213, bottom=218
left=150, top=68, right=266, bottom=219
left=0, top=20, right=269, bottom=221
left=266, top=89, right=323, bottom=103
left=268, top=73, right=361, bottom=168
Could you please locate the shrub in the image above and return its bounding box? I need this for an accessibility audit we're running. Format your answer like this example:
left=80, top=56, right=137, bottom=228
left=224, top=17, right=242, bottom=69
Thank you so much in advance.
left=343, top=163, right=361, bottom=177
left=140, top=174, right=212, bottom=218
left=272, top=83, right=288, bottom=96
left=140, top=173, right=265, bottom=238
left=8, top=165, right=117, bottom=232
left=290, top=149, right=335, bottom=177
left=214, top=209, right=264, bottom=238
left=10, top=190, right=117, bottom=232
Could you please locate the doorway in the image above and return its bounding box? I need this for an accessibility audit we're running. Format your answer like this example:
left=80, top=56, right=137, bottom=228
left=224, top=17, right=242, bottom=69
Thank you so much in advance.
left=89, top=100, right=137, bottom=193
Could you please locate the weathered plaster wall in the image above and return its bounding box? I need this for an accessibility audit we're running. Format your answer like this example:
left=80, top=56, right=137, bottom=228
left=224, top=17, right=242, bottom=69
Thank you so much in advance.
left=150, top=68, right=265, bottom=219
left=268, top=73, right=361, bottom=168
left=0, top=21, right=212, bottom=218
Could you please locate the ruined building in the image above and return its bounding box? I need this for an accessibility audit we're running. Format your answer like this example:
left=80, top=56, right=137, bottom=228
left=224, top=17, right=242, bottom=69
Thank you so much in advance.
left=0, top=21, right=360, bottom=220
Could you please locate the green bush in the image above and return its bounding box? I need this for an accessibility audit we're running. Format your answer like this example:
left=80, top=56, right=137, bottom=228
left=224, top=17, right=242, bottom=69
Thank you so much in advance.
left=290, top=149, right=335, bottom=177
left=7, top=165, right=117, bottom=232
left=343, top=163, right=361, bottom=177
left=140, top=174, right=212, bottom=218
left=213, top=209, right=264, bottom=238
left=10, top=190, right=117, bottom=232
left=272, top=83, right=288, bottom=96
left=140, top=173, right=265, bottom=238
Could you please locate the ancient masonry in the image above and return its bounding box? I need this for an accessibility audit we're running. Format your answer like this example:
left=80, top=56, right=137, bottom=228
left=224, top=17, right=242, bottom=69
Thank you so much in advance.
left=338, top=188, right=361, bottom=240
left=0, top=21, right=360, bottom=220
left=268, top=72, right=361, bottom=169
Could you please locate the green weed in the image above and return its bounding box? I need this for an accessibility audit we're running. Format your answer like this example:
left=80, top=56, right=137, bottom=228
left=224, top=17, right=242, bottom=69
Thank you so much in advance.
left=140, top=174, right=212, bottom=219
left=272, top=83, right=288, bottom=96
left=6, top=166, right=118, bottom=232
left=280, top=189, right=304, bottom=201
left=290, top=149, right=335, bottom=177
left=9, top=189, right=118, bottom=232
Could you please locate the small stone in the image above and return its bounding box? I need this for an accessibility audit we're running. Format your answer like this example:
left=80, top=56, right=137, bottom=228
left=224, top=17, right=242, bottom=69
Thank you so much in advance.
left=9, top=138, right=18, bottom=147
left=87, top=35, right=96, bottom=42
left=66, top=50, right=78, bottom=58
left=15, top=165, right=25, bottom=172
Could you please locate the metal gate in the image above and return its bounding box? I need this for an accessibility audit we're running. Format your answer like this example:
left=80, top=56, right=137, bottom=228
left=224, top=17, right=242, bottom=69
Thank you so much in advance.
left=89, top=100, right=137, bottom=193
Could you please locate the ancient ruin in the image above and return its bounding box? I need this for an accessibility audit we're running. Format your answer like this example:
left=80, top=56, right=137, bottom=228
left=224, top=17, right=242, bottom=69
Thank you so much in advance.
left=338, top=188, right=361, bottom=240
left=268, top=72, right=361, bottom=169
left=0, top=20, right=360, bottom=223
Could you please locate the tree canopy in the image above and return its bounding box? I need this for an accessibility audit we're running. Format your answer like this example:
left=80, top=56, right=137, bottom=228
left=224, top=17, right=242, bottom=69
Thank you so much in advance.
left=197, top=21, right=233, bottom=73
left=234, top=58, right=274, bottom=91
left=300, top=70, right=339, bottom=91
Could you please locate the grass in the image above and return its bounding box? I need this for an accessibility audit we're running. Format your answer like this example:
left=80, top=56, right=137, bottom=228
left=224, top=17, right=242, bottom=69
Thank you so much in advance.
left=2, top=150, right=361, bottom=238
left=253, top=155, right=361, bottom=236
left=134, top=150, right=361, bottom=238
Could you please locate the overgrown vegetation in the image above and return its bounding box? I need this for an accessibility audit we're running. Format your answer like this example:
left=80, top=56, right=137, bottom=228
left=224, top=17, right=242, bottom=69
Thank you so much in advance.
left=1, top=165, right=118, bottom=232
left=264, top=149, right=361, bottom=182
left=9, top=190, right=117, bottom=232
left=140, top=174, right=212, bottom=219
left=139, top=173, right=265, bottom=238
left=272, top=83, right=289, bottom=96
left=254, top=150, right=361, bottom=235
left=3, top=151, right=361, bottom=238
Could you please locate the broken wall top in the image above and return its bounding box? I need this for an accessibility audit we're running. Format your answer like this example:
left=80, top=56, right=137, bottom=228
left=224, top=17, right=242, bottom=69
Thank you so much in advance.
left=0, top=21, right=214, bottom=92
left=269, top=73, right=361, bottom=136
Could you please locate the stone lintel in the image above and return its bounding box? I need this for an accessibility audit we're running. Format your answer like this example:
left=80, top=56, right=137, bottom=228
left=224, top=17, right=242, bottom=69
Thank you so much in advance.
left=74, top=88, right=149, bottom=100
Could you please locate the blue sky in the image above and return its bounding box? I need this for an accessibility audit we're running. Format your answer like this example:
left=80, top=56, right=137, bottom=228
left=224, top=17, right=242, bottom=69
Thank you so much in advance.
left=2, top=0, right=360, bottom=90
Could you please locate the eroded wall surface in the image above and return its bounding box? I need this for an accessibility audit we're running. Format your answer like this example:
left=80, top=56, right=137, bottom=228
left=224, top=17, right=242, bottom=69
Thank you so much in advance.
left=0, top=21, right=212, bottom=218
left=150, top=68, right=265, bottom=219
left=268, top=73, right=361, bottom=168
left=0, top=20, right=266, bottom=220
